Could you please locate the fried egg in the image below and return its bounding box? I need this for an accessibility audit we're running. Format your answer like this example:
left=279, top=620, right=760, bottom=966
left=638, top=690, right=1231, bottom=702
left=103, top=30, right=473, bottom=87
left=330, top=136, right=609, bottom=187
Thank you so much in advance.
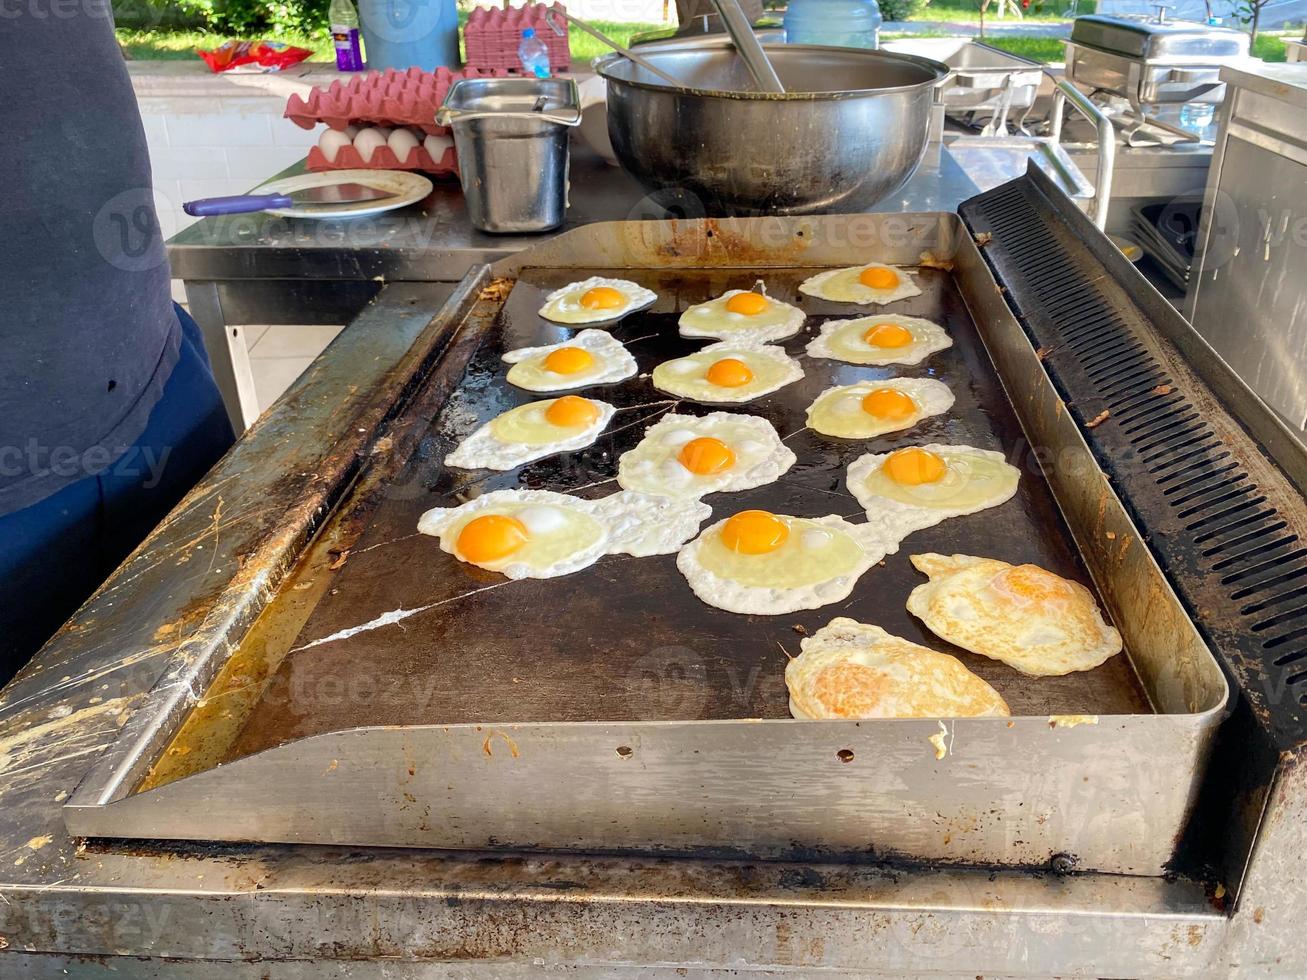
left=799, top=263, right=922, bottom=305
left=617, top=412, right=796, bottom=499
left=806, top=378, right=954, bottom=439
left=503, top=330, right=637, bottom=392
left=538, top=277, right=656, bottom=325
left=679, top=284, right=805, bottom=344
left=806, top=314, right=952, bottom=366
left=906, top=553, right=1123, bottom=676
left=417, top=488, right=710, bottom=579
left=676, top=510, right=897, bottom=615
left=785, top=617, right=1010, bottom=720
left=847, top=445, right=1020, bottom=539
left=651, top=342, right=804, bottom=404
left=445, top=395, right=616, bottom=471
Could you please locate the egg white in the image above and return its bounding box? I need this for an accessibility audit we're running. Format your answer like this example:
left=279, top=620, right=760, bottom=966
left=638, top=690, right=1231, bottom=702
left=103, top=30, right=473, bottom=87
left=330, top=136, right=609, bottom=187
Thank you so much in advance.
left=651, top=341, right=804, bottom=404
left=806, top=314, right=952, bottom=366
left=617, top=412, right=796, bottom=499
left=679, top=287, right=805, bottom=344
left=417, top=488, right=709, bottom=579
left=503, top=330, right=637, bottom=392
left=806, top=377, right=955, bottom=439
left=799, top=263, right=922, bottom=305
left=846, top=444, right=1020, bottom=542
left=785, top=617, right=1010, bottom=720
left=538, top=276, right=657, bottom=325
left=445, top=398, right=616, bottom=471
left=676, top=513, right=898, bottom=615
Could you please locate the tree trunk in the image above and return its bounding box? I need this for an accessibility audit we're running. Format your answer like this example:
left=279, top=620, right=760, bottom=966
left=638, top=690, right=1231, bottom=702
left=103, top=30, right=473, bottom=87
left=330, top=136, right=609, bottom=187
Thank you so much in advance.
left=1250, top=5, right=1261, bottom=43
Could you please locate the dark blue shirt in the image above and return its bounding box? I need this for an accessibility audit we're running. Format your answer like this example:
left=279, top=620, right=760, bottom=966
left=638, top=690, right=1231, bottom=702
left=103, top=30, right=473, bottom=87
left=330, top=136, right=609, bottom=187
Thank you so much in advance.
left=0, top=7, right=181, bottom=514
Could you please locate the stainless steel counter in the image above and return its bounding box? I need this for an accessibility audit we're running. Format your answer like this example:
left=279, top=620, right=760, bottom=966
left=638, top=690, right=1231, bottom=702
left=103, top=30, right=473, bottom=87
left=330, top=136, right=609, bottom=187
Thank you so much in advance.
left=169, top=142, right=981, bottom=429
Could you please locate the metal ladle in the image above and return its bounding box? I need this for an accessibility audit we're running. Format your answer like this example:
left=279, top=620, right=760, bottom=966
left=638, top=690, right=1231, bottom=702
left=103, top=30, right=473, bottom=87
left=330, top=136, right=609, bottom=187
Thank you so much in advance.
left=543, top=9, right=686, bottom=90
left=709, top=0, right=785, bottom=94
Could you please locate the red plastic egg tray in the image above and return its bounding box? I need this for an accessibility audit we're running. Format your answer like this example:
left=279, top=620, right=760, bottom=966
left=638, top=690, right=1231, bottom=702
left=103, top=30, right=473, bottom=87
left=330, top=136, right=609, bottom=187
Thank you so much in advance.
left=463, top=2, right=572, bottom=74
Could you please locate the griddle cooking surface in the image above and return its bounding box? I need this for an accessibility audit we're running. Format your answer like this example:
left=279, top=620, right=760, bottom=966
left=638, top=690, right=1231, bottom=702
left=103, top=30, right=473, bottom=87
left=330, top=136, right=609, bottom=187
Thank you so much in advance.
left=227, top=267, right=1149, bottom=760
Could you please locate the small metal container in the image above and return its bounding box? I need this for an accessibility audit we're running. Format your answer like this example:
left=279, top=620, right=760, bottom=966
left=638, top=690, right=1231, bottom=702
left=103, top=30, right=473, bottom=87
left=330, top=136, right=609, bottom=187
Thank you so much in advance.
left=436, top=78, right=581, bottom=234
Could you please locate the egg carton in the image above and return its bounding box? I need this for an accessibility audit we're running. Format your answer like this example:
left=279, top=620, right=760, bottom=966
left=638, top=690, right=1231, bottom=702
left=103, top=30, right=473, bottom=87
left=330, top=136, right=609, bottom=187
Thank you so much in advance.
left=308, top=126, right=458, bottom=176
left=463, top=2, right=571, bottom=74
left=284, top=66, right=504, bottom=137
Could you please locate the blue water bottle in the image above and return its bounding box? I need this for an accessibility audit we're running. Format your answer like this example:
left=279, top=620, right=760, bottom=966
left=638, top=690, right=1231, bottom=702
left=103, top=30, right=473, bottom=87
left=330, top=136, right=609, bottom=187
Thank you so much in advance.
left=518, top=28, right=550, bottom=79
left=357, top=0, right=461, bottom=71
left=783, top=0, right=883, bottom=49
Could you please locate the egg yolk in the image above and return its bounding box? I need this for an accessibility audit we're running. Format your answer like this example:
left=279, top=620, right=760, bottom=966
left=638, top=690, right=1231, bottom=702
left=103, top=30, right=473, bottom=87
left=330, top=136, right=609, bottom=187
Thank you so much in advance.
left=864, top=323, right=913, bottom=348
left=992, top=564, right=1075, bottom=605
left=883, top=447, right=947, bottom=485
left=545, top=395, right=600, bottom=427
left=725, top=291, right=770, bottom=316
left=861, top=388, right=917, bottom=420
left=721, top=510, right=789, bottom=555
left=580, top=286, right=625, bottom=310
left=543, top=346, right=596, bottom=374
left=678, top=437, right=736, bottom=475
left=812, top=662, right=886, bottom=717
left=858, top=266, right=900, bottom=290
left=706, top=358, right=754, bottom=388
left=458, top=514, right=528, bottom=563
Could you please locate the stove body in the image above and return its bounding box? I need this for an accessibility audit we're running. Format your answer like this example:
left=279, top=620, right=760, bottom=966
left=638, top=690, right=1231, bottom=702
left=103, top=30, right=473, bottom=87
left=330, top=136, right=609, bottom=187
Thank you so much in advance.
left=2, top=171, right=1306, bottom=976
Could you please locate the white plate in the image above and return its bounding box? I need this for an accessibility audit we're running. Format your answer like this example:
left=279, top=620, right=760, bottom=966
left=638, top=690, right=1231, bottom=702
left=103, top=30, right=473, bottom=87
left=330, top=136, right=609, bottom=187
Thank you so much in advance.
left=253, top=169, right=433, bottom=219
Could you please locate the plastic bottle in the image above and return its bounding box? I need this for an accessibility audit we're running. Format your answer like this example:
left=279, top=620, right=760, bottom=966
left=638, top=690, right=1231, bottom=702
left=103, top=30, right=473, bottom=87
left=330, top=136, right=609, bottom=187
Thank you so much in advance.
left=329, top=0, right=364, bottom=72
left=356, top=0, right=460, bottom=72
left=783, top=0, right=883, bottom=49
left=518, top=28, right=551, bottom=79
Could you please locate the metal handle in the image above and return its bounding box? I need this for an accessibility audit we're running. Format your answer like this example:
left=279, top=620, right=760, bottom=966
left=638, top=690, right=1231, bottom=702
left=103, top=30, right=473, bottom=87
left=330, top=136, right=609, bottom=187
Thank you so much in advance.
left=544, top=8, right=684, bottom=89
left=1048, top=77, right=1115, bottom=231
left=709, top=0, right=785, bottom=94
left=183, top=193, right=294, bottom=217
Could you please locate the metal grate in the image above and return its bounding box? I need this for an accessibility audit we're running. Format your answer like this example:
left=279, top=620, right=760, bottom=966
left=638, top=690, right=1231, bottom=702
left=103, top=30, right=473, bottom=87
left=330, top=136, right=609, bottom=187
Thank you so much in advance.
left=962, top=182, right=1307, bottom=743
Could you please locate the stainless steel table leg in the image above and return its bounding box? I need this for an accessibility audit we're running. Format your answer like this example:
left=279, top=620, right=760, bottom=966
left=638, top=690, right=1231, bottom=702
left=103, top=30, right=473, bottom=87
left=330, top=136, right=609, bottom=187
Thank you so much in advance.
left=183, top=279, right=259, bottom=433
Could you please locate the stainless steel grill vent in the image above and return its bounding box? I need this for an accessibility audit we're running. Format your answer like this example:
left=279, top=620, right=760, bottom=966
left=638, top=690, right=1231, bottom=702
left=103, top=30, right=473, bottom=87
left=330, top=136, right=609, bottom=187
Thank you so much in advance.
left=962, top=182, right=1307, bottom=734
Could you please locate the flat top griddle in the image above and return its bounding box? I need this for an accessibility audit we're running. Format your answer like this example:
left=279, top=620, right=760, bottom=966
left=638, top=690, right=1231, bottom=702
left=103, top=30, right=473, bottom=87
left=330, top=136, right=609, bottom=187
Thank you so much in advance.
left=224, top=265, right=1149, bottom=762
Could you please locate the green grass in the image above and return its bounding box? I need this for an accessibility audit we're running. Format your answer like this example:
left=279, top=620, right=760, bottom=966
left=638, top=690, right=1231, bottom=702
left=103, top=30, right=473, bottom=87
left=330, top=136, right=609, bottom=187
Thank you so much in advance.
left=117, top=17, right=660, bottom=63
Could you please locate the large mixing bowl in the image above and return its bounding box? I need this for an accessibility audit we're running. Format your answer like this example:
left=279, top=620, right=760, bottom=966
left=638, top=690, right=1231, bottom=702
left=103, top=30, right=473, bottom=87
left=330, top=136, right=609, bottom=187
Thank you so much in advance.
left=596, top=44, right=949, bottom=215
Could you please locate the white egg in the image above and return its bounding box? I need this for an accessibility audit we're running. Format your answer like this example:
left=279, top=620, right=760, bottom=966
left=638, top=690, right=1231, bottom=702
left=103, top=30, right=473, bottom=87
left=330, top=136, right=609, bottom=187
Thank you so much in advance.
left=617, top=412, right=796, bottom=499
left=318, top=128, right=352, bottom=163
left=417, top=488, right=710, bottom=579
left=799, top=263, right=922, bottom=305
left=651, top=341, right=803, bottom=404
left=679, top=284, right=805, bottom=343
left=538, top=277, right=657, bottom=325
left=676, top=510, right=898, bottom=615
left=846, top=444, right=1020, bottom=546
left=806, top=377, right=955, bottom=439
left=502, top=329, right=636, bottom=392
left=352, top=127, right=388, bottom=163
left=806, top=314, right=953, bottom=366
left=387, top=127, right=420, bottom=162
left=444, top=396, right=616, bottom=471
left=424, top=133, right=454, bottom=162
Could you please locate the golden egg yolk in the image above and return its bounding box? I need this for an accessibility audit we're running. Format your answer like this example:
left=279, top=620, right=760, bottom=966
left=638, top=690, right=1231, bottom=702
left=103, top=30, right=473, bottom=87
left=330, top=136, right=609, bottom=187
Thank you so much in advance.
left=882, top=447, right=947, bottom=484
left=543, top=346, right=596, bottom=374
left=993, top=564, right=1075, bottom=605
left=545, top=395, right=600, bottom=427
left=725, top=291, right=770, bottom=316
left=706, top=358, right=754, bottom=388
left=812, top=662, right=886, bottom=717
left=863, top=323, right=913, bottom=348
left=721, top=510, right=789, bottom=555
left=678, top=437, right=736, bottom=475
left=858, top=266, right=900, bottom=290
left=861, top=387, right=917, bottom=420
left=458, top=514, right=528, bottom=563
left=580, top=286, right=625, bottom=310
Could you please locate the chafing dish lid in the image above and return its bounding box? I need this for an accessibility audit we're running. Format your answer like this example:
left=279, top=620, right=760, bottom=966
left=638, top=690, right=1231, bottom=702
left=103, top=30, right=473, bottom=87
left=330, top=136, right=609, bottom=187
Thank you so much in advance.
left=1070, top=15, right=1251, bottom=60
